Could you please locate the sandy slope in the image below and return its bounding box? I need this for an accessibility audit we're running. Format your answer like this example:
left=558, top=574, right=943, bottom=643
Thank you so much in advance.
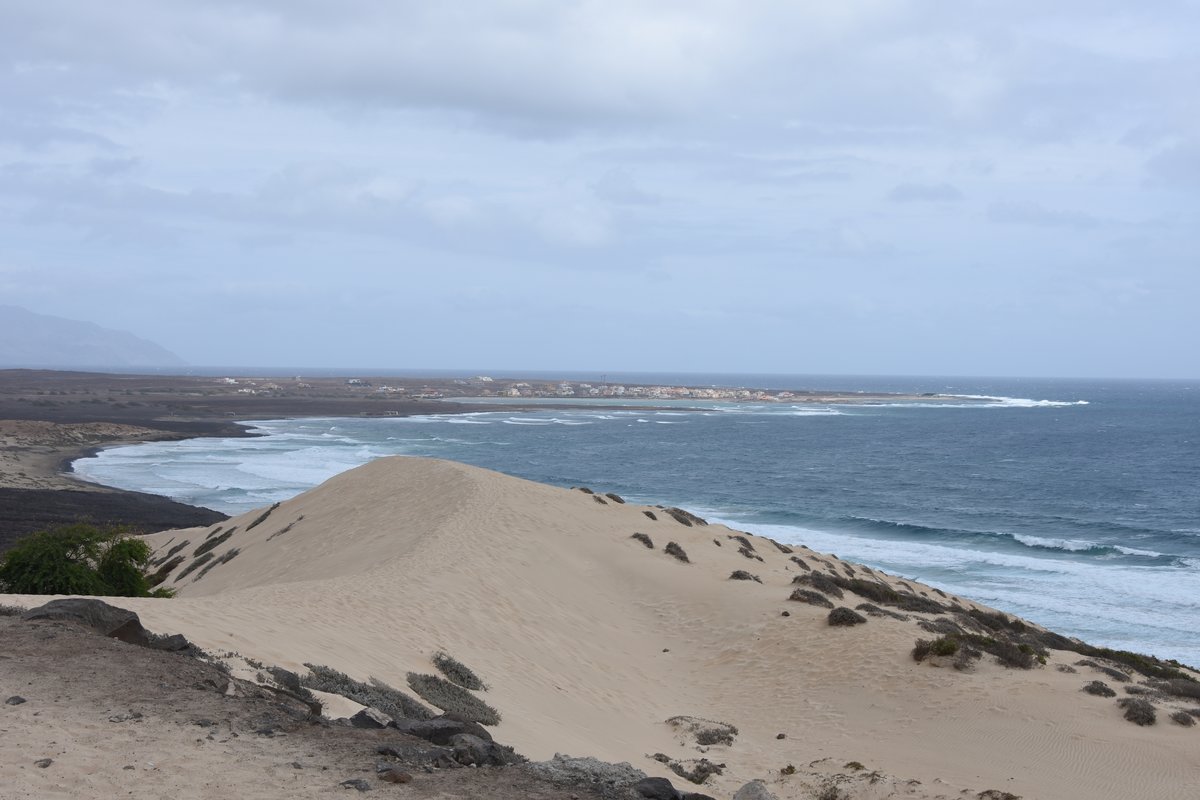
left=6, top=456, right=1198, bottom=799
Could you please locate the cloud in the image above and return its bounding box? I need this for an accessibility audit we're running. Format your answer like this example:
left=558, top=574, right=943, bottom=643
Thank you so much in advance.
left=1144, top=139, right=1200, bottom=187
left=987, top=201, right=1109, bottom=230
left=887, top=182, right=964, bottom=203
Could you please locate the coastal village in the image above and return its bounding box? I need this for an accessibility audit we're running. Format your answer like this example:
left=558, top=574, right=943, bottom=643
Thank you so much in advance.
left=220, top=375, right=881, bottom=404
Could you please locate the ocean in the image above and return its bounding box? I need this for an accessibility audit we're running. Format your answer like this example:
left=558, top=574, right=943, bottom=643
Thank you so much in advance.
left=74, top=375, right=1200, bottom=666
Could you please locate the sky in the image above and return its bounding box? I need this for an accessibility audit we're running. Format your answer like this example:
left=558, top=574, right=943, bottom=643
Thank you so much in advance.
left=1, top=1, right=1198, bottom=378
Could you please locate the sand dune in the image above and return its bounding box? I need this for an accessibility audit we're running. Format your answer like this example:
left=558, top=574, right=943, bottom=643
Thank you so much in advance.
left=6, top=456, right=1198, bottom=799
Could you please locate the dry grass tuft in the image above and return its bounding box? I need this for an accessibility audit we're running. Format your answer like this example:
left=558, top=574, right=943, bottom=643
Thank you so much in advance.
left=407, top=673, right=502, bottom=725
left=664, top=542, right=690, bottom=563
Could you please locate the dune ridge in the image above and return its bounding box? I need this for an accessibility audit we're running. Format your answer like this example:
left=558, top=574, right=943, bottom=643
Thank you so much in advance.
left=8, top=456, right=1198, bottom=799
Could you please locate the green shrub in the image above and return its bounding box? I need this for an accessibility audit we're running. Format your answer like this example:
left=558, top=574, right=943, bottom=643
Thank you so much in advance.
left=1083, top=681, right=1116, bottom=698
left=913, top=636, right=960, bottom=662
left=406, top=672, right=501, bottom=725
left=432, top=651, right=487, bottom=691
left=0, top=525, right=168, bottom=598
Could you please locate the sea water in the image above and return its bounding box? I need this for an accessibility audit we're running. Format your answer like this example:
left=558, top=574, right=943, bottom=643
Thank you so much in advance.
left=74, top=376, right=1200, bottom=666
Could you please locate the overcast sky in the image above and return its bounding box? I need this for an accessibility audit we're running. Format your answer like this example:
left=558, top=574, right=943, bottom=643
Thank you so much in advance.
left=2, top=2, right=1197, bottom=378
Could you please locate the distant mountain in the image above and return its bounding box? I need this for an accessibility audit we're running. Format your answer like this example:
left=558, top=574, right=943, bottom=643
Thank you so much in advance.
left=0, top=306, right=186, bottom=369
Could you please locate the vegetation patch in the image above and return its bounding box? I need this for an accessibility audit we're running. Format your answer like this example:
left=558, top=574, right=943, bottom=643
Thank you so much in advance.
left=917, top=617, right=965, bottom=637
left=203, top=526, right=226, bottom=540
left=1075, top=660, right=1132, bottom=683
left=738, top=546, right=763, bottom=562
left=664, top=507, right=707, bottom=527
left=0, top=604, right=27, bottom=616
left=574, top=486, right=594, bottom=494
left=175, top=552, right=214, bottom=582
left=267, top=516, right=303, bottom=542
left=966, top=608, right=1027, bottom=634
left=151, top=539, right=191, bottom=567
left=769, top=539, right=794, bottom=554
left=667, top=758, right=724, bottom=785
left=664, top=542, right=690, bottom=563
left=194, top=547, right=240, bottom=581
left=856, top=603, right=908, bottom=621
left=0, top=524, right=173, bottom=597
left=1170, top=710, right=1196, bottom=727
left=604, top=492, right=625, bottom=504
left=666, top=715, right=738, bottom=747
left=592, top=494, right=608, bottom=505
left=828, top=607, right=867, bottom=626
left=302, top=663, right=434, bottom=721
left=245, top=502, right=280, bottom=531
left=788, top=588, right=833, bottom=608
left=792, top=572, right=844, bottom=599
left=631, top=532, right=654, bottom=549
left=432, top=651, right=488, bottom=691
left=1117, top=697, right=1156, bottom=726
left=1083, top=681, right=1116, bottom=697
left=913, top=636, right=961, bottom=662
left=147, top=555, right=184, bottom=587
left=193, top=529, right=234, bottom=558
left=406, top=672, right=501, bottom=725
left=729, top=570, right=761, bottom=583
left=643, top=510, right=657, bottom=521
left=789, top=555, right=811, bottom=571
left=1147, top=678, right=1200, bottom=700
left=727, top=534, right=755, bottom=552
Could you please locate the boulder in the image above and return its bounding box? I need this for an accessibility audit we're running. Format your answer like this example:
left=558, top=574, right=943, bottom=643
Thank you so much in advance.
left=392, top=715, right=493, bottom=745
left=732, top=780, right=779, bottom=800
left=449, top=733, right=523, bottom=767
left=527, top=753, right=647, bottom=790
left=22, top=599, right=148, bottom=645
left=349, top=707, right=393, bottom=729
left=633, top=776, right=681, bottom=799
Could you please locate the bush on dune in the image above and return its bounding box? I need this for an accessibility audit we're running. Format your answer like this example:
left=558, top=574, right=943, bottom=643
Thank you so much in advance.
left=0, top=524, right=173, bottom=598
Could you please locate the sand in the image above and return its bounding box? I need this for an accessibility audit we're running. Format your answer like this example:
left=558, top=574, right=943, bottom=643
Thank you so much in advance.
left=4, top=456, right=1198, bottom=799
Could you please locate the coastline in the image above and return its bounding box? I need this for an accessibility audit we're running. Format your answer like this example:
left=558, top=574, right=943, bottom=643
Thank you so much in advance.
left=1, top=368, right=968, bottom=544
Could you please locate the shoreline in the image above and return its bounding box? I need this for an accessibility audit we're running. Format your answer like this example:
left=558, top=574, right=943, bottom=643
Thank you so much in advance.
left=2, top=368, right=966, bottom=542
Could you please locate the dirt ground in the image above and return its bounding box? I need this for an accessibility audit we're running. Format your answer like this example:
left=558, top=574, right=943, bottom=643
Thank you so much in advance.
left=0, top=612, right=614, bottom=800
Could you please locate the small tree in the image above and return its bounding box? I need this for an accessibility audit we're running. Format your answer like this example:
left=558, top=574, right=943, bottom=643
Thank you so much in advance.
left=0, top=524, right=171, bottom=597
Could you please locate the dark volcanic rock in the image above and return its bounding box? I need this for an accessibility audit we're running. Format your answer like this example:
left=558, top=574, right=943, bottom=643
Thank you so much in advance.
left=22, top=598, right=149, bottom=646
left=5, top=695, right=27, bottom=705
left=148, top=632, right=193, bottom=652
left=634, top=776, right=682, bottom=799
left=339, top=778, right=371, bottom=791
left=349, top=708, right=392, bottom=729
left=392, top=715, right=494, bottom=745
left=449, top=733, right=523, bottom=766
left=0, top=487, right=226, bottom=554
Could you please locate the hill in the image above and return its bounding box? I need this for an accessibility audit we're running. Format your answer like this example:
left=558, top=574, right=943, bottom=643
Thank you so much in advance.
left=0, top=306, right=185, bottom=369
